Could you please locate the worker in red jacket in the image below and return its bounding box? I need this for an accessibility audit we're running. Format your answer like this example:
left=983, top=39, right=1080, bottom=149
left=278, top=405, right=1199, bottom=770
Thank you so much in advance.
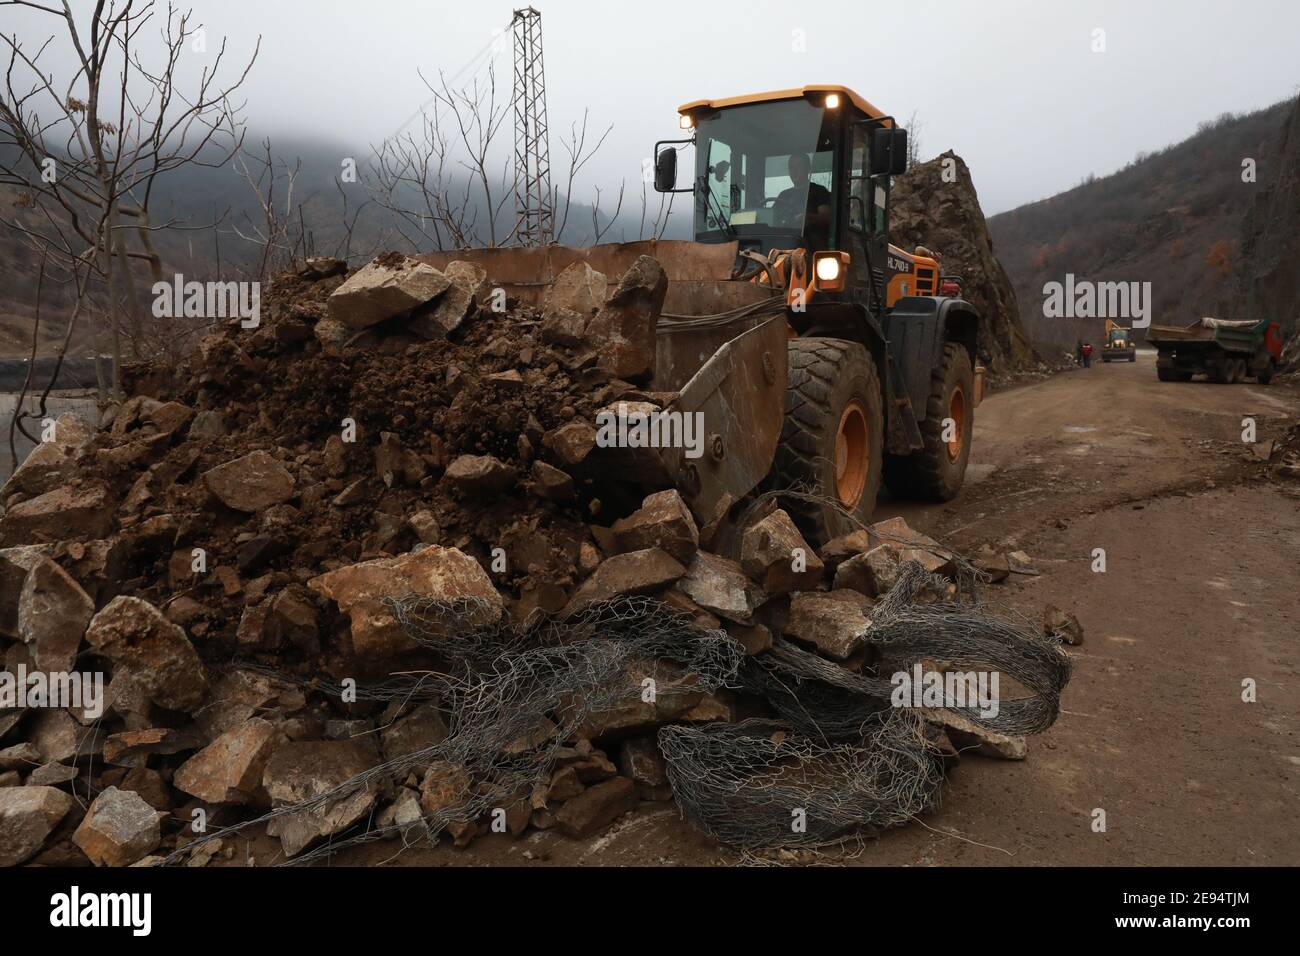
left=1081, top=342, right=1093, bottom=368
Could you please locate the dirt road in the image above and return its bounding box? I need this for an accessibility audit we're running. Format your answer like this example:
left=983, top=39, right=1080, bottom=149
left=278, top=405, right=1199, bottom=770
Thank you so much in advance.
left=306, top=352, right=1300, bottom=867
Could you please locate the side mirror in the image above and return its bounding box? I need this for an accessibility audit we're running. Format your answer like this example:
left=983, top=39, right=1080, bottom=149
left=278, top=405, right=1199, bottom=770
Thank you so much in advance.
left=891, top=128, right=908, bottom=175
left=870, top=127, right=909, bottom=176
left=654, top=148, right=677, bottom=192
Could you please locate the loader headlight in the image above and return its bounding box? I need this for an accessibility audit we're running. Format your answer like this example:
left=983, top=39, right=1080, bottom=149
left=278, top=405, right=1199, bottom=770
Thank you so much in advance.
left=679, top=114, right=694, bottom=130
left=825, top=93, right=841, bottom=109
left=815, top=256, right=842, bottom=282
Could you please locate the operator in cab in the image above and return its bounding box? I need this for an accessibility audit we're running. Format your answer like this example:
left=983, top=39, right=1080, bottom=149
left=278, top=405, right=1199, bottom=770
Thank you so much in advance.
left=774, top=152, right=832, bottom=250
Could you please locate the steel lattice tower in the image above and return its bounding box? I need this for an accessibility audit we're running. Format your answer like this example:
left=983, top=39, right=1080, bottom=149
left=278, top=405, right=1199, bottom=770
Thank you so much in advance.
left=512, top=7, right=554, bottom=246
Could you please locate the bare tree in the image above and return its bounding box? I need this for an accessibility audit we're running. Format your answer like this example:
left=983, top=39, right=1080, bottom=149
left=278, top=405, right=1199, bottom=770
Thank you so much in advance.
left=227, top=137, right=306, bottom=282
left=906, top=109, right=922, bottom=167
left=552, top=108, right=613, bottom=243
left=367, top=65, right=627, bottom=251
left=0, top=0, right=258, bottom=402
left=368, top=64, right=518, bottom=251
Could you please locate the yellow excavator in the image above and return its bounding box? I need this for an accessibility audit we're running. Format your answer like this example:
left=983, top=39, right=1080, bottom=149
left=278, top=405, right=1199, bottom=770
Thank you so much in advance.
left=425, top=85, right=982, bottom=545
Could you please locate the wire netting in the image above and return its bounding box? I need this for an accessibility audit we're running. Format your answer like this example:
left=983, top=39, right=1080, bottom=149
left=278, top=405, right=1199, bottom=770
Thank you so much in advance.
left=165, top=557, right=1072, bottom=864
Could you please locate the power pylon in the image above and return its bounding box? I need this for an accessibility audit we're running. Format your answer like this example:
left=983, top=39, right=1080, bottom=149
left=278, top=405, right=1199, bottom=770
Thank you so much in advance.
left=512, top=7, right=554, bottom=246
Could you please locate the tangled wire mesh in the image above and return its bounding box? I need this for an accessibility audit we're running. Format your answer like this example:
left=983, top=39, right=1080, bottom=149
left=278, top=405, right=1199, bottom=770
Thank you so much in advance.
left=658, top=713, right=944, bottom=850
left=166, top=557, right=1071, bottom=864
left=165, top=594, right=744, bottom=865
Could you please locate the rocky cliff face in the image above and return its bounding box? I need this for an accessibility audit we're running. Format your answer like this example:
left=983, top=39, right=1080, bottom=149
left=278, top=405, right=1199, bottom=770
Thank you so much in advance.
left=890, top=151, right=1036, bottom=370
left=1236, top=95, right=1300, bottom=366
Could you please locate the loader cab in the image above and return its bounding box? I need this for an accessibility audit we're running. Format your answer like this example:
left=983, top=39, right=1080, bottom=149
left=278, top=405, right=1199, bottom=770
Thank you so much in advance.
left=683, top=96, right=840, bottom=256
left=657, top=86, right=907, bottom=304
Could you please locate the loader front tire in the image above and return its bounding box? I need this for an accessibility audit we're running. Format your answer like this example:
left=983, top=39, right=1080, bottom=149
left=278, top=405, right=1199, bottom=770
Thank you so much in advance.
left=883, top=342, right=975, bottom=502
left=769, top=337, right=884, bottom=547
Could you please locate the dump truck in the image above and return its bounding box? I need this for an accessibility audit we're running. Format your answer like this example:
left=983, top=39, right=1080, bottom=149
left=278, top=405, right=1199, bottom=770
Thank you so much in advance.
left=1147, top=317, right=1283, bottom=384
left=425, top=85, right=981, bottom=546
left=1101, top=319, right=1136, bottom=362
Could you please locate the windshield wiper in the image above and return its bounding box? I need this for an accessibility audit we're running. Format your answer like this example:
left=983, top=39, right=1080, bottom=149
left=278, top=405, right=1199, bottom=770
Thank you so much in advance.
left=697, top=174, right=736, bottom=238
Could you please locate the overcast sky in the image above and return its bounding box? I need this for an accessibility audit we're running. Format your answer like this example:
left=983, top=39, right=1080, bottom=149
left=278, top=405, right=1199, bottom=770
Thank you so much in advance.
left=7, top=0, right=1299, bottom=215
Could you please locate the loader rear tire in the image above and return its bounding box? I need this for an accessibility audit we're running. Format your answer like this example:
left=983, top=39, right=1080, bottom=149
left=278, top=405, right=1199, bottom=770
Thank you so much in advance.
left=768, top=337, right=884, bottom=547
left=883, top=342, right=975, bottom=502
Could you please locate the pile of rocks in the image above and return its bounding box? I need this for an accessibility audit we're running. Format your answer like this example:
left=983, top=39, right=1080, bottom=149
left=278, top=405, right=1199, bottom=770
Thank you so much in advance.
left=0, top=251, right=1021, bottom=866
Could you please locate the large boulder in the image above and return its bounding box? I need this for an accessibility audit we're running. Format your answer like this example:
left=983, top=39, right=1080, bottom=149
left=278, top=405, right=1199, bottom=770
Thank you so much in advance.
left=308, top=546, right=502, bottom=658
left=202, top=450, right=295, bottom=512
left=1, top=413, right=95, bottom=500
left=583, top=256, right=667, bottom=383
left=891, top=151, right=1034, bottom=370
left=84, top=596, right=208, bottom=713
left=543, top=261, right=607, bottom=319
left=409, top=260, right=487, bottom=339
left=0, top=785, right=75, bottom=866
left=327, top=255, right=452, bottom=329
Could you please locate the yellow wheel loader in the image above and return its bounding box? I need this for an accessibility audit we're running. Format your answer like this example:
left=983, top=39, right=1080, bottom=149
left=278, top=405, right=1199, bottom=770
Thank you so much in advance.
left=1101, top=319, right=1137, bottom=362
left=425, top=85, right=982, bottom=546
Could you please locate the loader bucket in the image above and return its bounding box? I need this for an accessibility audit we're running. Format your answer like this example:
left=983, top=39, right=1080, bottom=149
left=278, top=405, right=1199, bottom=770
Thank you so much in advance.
left=418, top=241, right=789, bottom=527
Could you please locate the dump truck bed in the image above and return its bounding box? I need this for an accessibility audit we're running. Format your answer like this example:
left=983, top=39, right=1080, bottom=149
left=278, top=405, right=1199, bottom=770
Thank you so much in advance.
left=1146, top=317, right=1270, bottom=354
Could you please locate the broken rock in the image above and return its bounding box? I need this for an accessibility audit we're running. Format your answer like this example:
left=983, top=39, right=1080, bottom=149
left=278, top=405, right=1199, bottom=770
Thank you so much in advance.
left=785, top=591, right=872, bottom=659
left=173, top=717, right=285, bottom=805
left=543, top=261, right=607, bottom=318
left=202, top=450, right=295, bottom=513
left=444, top=454, right=517, bottom=497
left=612, top=489, right=699, bottom=564
left=409, top=260, right=486, bottom=339
left=1, top=412, right=95, bottom=500
left=73, top=786, right=161, bottom=866
left=832, top=545, right=900, bottom=597
left=0, top=785, right=75, bottom=866
left=85, top=596, right=208, bottom=713
left=308, top=546, right=502, bottom=658
left=1043, top=605, right=1084, bottom=646
left=328, top=255, right=452, bottom=329
left=740, top=508, right=823, bottom=596
left=0, top=482, right=115, bottom=547
left=18, top=556, right=94, bottom=672
left=556, top=775, right=637, bottom=837
left=676, top=551, right=764, bottom=624
left=869, top=516, right=954, bottom=576
left=585, top=256, right=667, bottom=383
left=562, top=548, right=686, bottom=616
left=263, top=741, right=378, bottom=857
